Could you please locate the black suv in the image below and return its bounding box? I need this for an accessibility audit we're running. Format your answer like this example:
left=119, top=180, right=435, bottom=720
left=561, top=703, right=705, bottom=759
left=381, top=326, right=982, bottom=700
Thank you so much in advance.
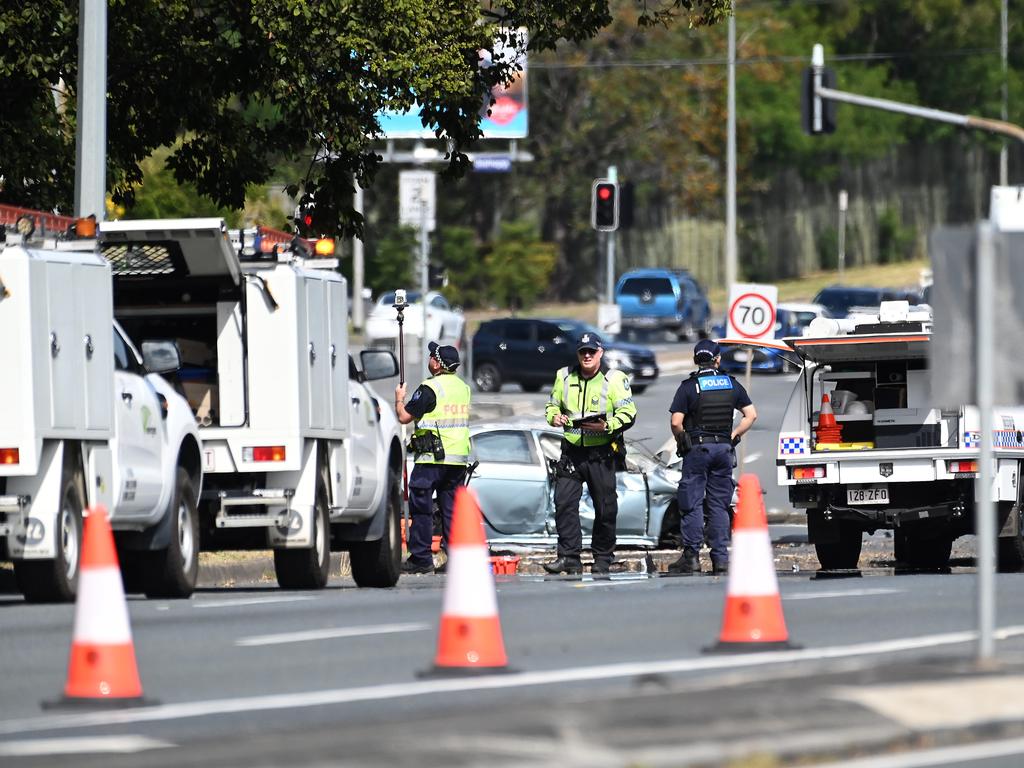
left=471, top=318, right=659, bottom=393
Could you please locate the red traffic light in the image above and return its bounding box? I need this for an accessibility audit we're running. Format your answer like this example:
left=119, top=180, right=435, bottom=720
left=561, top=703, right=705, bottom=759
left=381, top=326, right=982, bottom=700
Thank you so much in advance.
left=597, top=186, right=612, bottom=201
left=591, top=180, right=619, bottom=231
left=303, top=213, right=314, bottom=227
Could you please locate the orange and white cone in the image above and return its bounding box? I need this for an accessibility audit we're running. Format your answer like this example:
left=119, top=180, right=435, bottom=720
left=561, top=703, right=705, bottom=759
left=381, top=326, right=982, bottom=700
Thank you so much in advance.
left=705, top=474, right=799, bottom=653
left=815, top=393, right=842, bottom=444
left=421, top=486, right=511, bottom=676
left=46, top=506, right=148, bottom=707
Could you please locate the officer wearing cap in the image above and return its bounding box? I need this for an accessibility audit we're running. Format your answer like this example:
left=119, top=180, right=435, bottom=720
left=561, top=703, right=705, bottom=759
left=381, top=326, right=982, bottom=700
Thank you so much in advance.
left=395, top=341, right=471, bottom=575
left=543, top=332, right=638, bottom=576
left=667, top=339, right=757, bottom=575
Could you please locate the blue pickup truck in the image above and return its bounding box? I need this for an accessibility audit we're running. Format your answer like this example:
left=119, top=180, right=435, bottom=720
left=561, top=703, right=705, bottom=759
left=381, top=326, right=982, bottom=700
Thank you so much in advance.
left=615, top=268, right=711, bottom=341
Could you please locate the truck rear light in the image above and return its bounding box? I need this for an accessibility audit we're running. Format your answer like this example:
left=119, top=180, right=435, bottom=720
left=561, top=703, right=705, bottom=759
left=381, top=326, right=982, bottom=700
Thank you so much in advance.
left=0, top=448, right=19, bottom=465
left=792, top=465, right=825, bottom=480
left=244, top=446, right=286, bottom=462
left=947, top=460, right=978, bottom=474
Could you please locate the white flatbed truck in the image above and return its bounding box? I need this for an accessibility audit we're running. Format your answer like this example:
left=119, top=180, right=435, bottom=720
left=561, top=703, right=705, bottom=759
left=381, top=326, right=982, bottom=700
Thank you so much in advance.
left=776, top=302, right=1024, bottom=571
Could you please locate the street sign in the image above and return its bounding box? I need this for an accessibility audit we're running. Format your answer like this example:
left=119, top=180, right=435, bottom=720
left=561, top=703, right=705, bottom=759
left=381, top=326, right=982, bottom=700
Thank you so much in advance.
left=597, top=303, right=621, bottom=335
left=726, top=283, right=778, bottom=341
left=472, top=155, right=513, bottom=173
left=399, top=170, right=436, bottom=232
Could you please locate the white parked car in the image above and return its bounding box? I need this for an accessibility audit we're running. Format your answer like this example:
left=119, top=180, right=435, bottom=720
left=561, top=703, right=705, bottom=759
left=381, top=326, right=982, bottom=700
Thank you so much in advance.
left=364, top=290, right=465, bottom=356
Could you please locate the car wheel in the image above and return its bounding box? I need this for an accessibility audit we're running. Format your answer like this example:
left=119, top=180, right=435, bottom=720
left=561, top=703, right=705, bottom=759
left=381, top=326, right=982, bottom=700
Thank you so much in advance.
left=474, top=363, right=502, bottom=393
left=811, top=518, right=863, bottom=571
left=521, top=382, right=543, bottom=393
left=274, top=484, right=331, bottom=589
left=895, top=527, right=952, bottom=572
left=15, top=463, right=84, bottom=603
left=350, top=469, right=402, bottom=587
left=144, top=468, right=200, bottom=598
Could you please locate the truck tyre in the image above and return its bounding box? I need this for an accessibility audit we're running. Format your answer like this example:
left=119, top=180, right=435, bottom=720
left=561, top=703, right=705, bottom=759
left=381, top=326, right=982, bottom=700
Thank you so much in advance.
left=897, top=532, right=952, bottom=572
left=274, top=487, right=331, bottom=589
left=813, top=521, right=863, bottom=571
left=997, top=504, right=1024, bottom=572
left=144, top=468, right=200, bottom=598
left=15, top=466, right=84, bottom=603
left=474, top=363, right=502, bottom=393
left=350, top=469, right=402, bottom=588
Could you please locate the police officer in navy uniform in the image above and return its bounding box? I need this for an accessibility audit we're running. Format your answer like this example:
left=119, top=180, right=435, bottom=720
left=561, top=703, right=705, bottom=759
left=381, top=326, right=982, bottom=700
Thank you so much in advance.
left=395, top=342, right=472, bottom=575
left=668, top=339, right=757, bottom=575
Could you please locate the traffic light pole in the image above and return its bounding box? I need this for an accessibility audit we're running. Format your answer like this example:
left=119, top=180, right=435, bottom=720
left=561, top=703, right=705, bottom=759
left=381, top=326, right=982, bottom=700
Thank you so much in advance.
left=810, top=43, right=1024, bottom=666
left=606, top=165, right=618, bottom=303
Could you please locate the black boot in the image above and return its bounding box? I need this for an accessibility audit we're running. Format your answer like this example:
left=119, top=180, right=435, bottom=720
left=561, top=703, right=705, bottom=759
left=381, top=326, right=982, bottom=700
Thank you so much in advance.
left=666, top=549, right=701, bottom=575
left=711, top=559, right=728, bottom=575
left=543, top=556, right=583, bottom=575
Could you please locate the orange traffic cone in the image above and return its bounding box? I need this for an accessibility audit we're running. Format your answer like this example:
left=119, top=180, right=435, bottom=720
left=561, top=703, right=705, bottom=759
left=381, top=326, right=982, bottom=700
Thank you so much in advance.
left=705, top=475, right=799, bottom=653
left=45, top=506, right=149, bottom=708
left=420, top=487, right=511, bottom=676
left=815, top=393, right=843, bottom=445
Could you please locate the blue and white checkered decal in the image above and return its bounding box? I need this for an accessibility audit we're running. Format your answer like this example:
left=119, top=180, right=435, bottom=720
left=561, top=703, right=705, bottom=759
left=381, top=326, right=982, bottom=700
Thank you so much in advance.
left=994, top=430, right=1024, bottom=449
left=697, top=375, right=733, bottom=392
left=963, top=431, right=980, bottom=448
left=779, top=434, right=808, bottom=455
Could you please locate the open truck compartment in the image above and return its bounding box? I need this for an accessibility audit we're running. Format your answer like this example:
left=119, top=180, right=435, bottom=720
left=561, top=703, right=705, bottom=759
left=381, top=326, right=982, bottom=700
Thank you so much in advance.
left=785, top=321, right=958, bottom=451
left=100, top=219, right=350, bottom=441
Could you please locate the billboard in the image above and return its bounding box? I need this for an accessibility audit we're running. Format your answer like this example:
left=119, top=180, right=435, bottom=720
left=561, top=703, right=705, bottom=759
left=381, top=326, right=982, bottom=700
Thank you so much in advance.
left=377, top=29, right=528, bottom=140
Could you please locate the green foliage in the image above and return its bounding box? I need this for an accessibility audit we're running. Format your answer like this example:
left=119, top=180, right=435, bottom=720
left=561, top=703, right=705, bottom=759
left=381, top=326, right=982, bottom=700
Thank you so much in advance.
left=434, top=226, right=489, bottom=308
left=366, top=226, right=417, bottom=297
left=876, top=208, right=915, bottom=264
left=125, top=149, right=238, bottom=222
left=0, top=0, right=730, bottom=234
left=482, top=222, right=558, bottom=310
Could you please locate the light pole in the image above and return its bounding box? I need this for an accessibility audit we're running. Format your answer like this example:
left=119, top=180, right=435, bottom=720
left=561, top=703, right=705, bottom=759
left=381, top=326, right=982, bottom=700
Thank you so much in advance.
left=837, top=190, right=848, bottom=279
left=725, top=6, right=737, bottom=292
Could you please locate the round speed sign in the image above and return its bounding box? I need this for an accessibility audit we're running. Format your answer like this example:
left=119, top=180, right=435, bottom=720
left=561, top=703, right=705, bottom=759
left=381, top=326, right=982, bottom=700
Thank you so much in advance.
left=728, top=292, right=776, bottom=340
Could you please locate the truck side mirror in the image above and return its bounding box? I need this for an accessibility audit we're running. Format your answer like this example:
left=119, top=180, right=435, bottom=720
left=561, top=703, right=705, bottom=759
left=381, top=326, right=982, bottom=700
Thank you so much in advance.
left=360, top=349, right=399, bottom=381
left=141, top=340, right=182, bottom=374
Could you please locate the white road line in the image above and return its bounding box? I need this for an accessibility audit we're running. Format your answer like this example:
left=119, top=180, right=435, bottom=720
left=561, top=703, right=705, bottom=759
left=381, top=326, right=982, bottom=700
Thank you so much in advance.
left=236, top=622, right=430, bottom=647
left=785, top=588, right=902, bottom=601
left=803, top=735, right=1024, bottom=768
left=2, top=626, right=1023, bottom=736
left=743, top=452, right=762, bottom=464
left=571, top=576, right=651, bottom=588
left=194, top=596, right=316, bottom=609
left=0, top=736, right=173, bottom=756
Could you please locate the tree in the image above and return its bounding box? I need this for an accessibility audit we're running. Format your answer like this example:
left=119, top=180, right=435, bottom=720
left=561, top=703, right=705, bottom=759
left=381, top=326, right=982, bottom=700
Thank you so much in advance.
left=0, top=1, right=731, bottom=235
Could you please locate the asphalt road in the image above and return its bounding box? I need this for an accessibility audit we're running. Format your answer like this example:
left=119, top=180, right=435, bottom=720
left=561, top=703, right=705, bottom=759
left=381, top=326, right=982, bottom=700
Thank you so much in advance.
left=2, top=569, right=1024, bottom=766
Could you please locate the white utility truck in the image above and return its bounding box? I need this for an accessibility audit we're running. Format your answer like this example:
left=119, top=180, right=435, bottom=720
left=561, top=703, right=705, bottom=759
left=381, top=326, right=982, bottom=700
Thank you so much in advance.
left=0, top=214, right=203, bottom=602
left=99, top=219, right=404, bottom=588
left=776, top=301, right=1024, bottom=572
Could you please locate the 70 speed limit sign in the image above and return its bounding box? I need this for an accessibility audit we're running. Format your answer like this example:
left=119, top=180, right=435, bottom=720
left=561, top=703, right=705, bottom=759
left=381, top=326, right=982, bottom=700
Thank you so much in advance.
left=726, top=283, right=778, bottom=341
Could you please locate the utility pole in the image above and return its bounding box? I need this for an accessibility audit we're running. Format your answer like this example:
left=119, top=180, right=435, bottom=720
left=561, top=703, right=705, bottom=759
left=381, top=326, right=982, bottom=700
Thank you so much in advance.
left=352, top=182, right=365, bottom=331
left=725, top=6, right=738, bottom=292
left=1000, top=0, right=1009, bottom=186
left=837, top=190, right=848, bottom=279
left=74, top=0, right=107, bottom=220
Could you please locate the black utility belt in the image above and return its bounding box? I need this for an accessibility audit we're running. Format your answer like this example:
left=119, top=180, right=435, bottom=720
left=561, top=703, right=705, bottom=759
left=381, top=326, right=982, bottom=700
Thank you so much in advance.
left=691, top=433, right=730, bottom=444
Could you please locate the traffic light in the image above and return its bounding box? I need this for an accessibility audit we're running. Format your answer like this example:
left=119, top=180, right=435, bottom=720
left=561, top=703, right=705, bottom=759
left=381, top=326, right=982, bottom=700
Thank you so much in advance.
left=801, top=65, right=837, bottom=135
left=591, top=179, right=619, bottom=231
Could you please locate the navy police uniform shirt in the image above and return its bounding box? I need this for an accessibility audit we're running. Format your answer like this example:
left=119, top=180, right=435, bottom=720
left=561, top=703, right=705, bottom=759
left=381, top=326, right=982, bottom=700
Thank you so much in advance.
left=669, top=368, right=752, bottom=423
left=404, top=385, right=436, bottom=420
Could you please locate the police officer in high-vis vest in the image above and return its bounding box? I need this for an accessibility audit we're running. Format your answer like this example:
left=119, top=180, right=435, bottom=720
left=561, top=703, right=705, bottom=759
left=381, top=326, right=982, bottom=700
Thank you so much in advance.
left=543, top=332, right=637, bottom=576
left=668, top=339, right=757, bottom=575
left=395, top=342, right=471, bottom=575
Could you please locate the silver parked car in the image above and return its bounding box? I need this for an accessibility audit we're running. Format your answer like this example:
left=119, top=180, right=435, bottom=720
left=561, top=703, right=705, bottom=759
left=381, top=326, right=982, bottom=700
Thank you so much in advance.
left=454, top=421, right=683, bottom=550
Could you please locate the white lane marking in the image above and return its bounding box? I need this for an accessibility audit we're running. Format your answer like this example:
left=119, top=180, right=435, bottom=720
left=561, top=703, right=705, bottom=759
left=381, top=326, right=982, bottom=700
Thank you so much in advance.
left=785, top=588, right=901, bottom=601
left=803, top=735, right=1024, bottom=768
left=236, top=622, right=430, bottom=647
left=2, top=626, right=1023, bottom=736
left=743, top=452, right=762, bottom=464
left=0, top=736, right=173, bottom=756
left=194, top=596, right=316, bottom=609
left=571, top=576, right=651, bottom=588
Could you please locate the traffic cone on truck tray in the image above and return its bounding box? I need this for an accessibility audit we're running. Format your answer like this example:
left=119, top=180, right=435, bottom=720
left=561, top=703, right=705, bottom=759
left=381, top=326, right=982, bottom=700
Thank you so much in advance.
left=45, top=506, right=149, bottom=708
left=705, top=474, right=799, bottom=653
left=815, top=393, right=843, bottom=445
left=421, top=487, right=511, bottom=676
